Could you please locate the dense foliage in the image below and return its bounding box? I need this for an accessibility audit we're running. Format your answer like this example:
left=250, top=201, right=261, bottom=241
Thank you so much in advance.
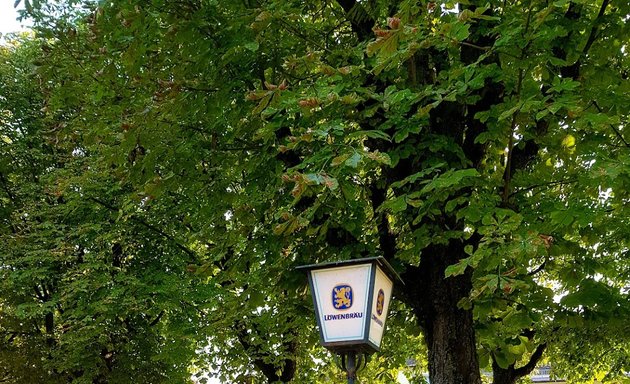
left=1, top=0, right=629, bottom=383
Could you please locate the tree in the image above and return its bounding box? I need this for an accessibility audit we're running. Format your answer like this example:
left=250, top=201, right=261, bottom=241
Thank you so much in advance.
left=1, top=32, right=212, bottom=384
left=4, top=0, right=630, bottom=383
left=0, top=33, right=63, bottom=383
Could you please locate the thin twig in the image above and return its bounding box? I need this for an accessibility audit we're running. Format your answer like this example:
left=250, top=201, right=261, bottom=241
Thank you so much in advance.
left=509, top=178, right=578, bottom=198
left=502, top=5, right=534, bottom=203
left=459, top=41, right=491, bottom=51
left=528, top=260, right=546, bottom=276
left=581, top=0, right=610, bottom=59
left=593, top=101, right=629, bottom=148
left=88, top=197, right=197, bottom=262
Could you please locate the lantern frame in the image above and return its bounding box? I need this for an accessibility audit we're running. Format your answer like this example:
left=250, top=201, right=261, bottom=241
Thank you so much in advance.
left=297, top=256, right=403, bottom=354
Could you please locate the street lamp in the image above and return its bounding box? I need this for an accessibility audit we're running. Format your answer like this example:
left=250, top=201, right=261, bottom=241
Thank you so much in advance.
left=297, top=257, right=402, bottom=383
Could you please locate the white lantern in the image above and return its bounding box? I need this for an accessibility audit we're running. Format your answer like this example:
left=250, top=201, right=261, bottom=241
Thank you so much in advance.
left=298, top=257, right=402, bottom=353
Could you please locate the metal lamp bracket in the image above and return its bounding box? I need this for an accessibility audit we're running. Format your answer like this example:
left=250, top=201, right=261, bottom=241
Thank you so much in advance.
left=335, top=351, right=368, bottom=383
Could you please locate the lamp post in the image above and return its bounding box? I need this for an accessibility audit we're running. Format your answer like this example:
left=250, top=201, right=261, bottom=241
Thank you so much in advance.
left=297, top=257, right=402, bottom=383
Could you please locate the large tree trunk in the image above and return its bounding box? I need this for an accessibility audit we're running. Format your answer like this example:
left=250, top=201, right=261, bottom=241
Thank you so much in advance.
left=336, top=2, right=486, bottom=382
left=404, top=242, right=482, bottom=384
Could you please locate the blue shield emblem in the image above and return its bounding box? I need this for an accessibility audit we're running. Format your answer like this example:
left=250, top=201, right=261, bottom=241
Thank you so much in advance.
left=332, top=284, right=353, bottom=310
left=376, top=289, right=385, bottom=316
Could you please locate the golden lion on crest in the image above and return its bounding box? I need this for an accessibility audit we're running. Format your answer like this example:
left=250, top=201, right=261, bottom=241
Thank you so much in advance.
left=333, top=286, right=352, bottom=309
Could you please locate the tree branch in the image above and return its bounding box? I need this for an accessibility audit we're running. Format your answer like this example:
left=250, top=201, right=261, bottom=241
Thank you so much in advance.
left=33, top=284, right=47, bottom=301
left=88, top=197, right=198, bottom=262
left=593, top=101, right=630, bottom=148
left=509, top=178, right=578, bottom=198
left=502, top=68, right=524, bottom=204
left=581, top=0, right=610, bottom=59
left=335, top=0, right=375, bottom=41
left=180, top=85, right=219, bottom=93
left=0, top=172, right=16, bottom=202
left=528, top=260, right=546, bottom=276
left=513, top=343, right=547, bottom=377
left=502, top=6, right=534, bottom=203
left=149, top=310, right=165, bottom=326
left=460, top=41, right=491, bottom=52
left=493, top=340, right=547, bottom=383
left=368, top=184, right=397, bottom=261
left=234, top=320, right=296, bottom=383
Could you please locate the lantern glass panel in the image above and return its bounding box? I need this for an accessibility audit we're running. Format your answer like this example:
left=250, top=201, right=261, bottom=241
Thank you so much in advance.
left=368, top=266, right=393, bottom=347
left=310, top=264, right=371, bottom=343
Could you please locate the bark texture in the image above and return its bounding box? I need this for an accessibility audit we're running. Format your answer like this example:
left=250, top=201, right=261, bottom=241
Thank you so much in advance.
left=403, top=243, right=482, bottom=384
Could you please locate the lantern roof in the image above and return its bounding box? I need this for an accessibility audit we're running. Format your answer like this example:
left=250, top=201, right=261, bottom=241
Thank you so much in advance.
left=296, top=256, right=403, bottom=285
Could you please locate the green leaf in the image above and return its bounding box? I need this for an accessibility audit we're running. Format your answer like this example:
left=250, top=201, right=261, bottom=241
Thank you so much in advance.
left=420, top=168, right=479, bottom=194
left=367, top=33, right=399, bottom=57
left=244, top=41, right=259, bottom=52
left=493, top=350, right=511, bottom=369
left=550, top=210, right=574, bottom=228
left=303, top=173, right=323, bottom=185
left=388, top=195, right=407, bottom=213
left=345, top=152, right=362, bottom=168
left=331, top=153, right=351, bottom=166
left=251, top=92, right=272, bottom=115
left=498, top=105, right=519, bottom=121
left=390, top=164, right=445, bottom=188
left=321, top=174, right=338, bottom=190
left=445, top=258, right=470, bottom=277
left=478, top=349, right=491, bottom=369
left=347, top=130, right=391, bottom=141
left=365, top=151, right=392, bottom=165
